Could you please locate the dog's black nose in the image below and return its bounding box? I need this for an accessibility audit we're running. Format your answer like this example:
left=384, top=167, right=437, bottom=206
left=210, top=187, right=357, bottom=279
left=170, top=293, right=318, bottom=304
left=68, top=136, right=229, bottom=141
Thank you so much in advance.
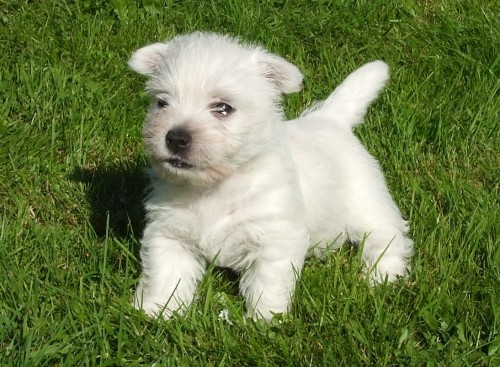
left=166, top=128, right=191, bottom=154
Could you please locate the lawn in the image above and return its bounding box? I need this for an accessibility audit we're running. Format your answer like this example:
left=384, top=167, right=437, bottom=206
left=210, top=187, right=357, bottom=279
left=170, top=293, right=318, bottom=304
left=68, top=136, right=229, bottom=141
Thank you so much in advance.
left=0, top=0, right=498, bottom=365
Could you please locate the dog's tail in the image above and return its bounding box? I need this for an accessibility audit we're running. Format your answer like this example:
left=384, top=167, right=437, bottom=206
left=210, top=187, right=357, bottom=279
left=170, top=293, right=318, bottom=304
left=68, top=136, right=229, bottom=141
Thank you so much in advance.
left=301, top=61, right=389, bottom=129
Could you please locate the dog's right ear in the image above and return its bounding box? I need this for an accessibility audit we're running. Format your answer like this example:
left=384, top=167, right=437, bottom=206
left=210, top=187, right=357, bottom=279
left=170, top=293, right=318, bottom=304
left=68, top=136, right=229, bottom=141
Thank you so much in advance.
left=128, top=43, right=169, bottom=76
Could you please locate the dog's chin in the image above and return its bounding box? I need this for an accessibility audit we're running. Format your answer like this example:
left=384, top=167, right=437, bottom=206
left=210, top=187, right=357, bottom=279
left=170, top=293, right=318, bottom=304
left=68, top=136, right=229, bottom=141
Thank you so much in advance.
left=161, top=158, right=196, bottom=181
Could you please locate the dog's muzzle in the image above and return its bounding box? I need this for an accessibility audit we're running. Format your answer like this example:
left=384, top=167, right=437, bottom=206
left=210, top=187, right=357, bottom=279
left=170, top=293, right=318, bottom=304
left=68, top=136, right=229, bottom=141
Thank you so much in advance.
left=165, top=128, right=193, bottom=169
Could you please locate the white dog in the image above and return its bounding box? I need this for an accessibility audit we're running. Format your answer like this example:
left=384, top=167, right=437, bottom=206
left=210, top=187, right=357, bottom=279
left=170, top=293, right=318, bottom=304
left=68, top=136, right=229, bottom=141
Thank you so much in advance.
left=128, top=32, right=413, bottom=320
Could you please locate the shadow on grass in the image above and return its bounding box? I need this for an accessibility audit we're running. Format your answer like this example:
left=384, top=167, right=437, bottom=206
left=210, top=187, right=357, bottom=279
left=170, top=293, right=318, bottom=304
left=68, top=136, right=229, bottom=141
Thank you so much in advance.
left=71, top=162, right=148, bottom=240
left=71, top=161, right=243, bottom=300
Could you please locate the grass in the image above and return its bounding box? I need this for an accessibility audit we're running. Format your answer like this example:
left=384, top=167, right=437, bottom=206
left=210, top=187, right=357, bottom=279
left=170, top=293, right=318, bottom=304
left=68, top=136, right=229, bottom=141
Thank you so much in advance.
left=0, top=0, right=498, bottom=365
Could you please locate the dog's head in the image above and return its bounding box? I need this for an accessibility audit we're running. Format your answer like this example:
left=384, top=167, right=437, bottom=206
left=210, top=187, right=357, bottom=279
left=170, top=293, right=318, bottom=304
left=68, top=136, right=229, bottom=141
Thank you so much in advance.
left=128, top=32, right=302, bottom=186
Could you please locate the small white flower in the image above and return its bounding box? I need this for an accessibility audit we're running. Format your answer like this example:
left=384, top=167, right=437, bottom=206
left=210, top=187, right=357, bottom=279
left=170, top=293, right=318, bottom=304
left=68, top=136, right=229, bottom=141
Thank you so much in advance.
left=218, top=308, right=233, bottom=325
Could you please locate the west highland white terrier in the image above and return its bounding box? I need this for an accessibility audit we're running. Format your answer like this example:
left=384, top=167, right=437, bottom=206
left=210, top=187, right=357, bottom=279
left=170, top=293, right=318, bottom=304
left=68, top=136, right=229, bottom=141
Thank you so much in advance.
left=128, top=32, right=413, bottom=320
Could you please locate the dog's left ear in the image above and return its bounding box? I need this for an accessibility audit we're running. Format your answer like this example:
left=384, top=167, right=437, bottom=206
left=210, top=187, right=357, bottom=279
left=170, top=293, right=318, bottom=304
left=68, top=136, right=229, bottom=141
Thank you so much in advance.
left=128, top=42, right=169, bottom=76
left=257, top=53, right=303, bottom=94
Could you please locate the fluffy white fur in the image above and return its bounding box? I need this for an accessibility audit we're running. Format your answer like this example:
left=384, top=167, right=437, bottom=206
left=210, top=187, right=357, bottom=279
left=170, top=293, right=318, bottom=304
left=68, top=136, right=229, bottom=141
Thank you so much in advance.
left=128, top=32, right=413, bottom=320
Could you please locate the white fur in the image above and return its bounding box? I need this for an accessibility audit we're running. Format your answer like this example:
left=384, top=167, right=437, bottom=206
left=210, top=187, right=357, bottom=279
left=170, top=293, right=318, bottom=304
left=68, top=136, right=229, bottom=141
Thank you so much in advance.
left=128, top=32, right=413, bottom=320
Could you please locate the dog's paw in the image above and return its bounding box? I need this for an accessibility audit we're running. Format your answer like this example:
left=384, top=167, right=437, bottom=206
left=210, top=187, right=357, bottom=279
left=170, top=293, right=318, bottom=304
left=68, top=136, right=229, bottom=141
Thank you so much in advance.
left=132, top=288, right=185, bottom=319
left=366, top=255, right=410, bottom=284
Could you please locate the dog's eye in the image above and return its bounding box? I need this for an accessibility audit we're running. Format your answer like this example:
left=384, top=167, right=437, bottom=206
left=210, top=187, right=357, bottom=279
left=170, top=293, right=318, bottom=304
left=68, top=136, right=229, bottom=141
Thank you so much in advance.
left=157, top=98, right=169, bottom=108
left=212, top=103, right=234, bottom=117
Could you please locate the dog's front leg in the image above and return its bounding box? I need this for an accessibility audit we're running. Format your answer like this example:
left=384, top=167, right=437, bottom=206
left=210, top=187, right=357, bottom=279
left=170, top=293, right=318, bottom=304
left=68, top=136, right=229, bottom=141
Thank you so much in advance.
left=239, top=247, right=306, bottom=321
left=134, top=235, right=205, bottom=318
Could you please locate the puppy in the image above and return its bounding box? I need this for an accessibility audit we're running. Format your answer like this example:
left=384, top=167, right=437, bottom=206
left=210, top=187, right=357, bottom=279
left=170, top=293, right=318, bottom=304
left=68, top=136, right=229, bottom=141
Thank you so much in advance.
left=128, top=32, right=413, bottom=320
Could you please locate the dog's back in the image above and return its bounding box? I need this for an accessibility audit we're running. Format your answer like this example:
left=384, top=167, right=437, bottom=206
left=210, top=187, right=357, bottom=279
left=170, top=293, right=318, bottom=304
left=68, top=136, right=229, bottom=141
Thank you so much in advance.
left=285, top=61, right=412, bottom=272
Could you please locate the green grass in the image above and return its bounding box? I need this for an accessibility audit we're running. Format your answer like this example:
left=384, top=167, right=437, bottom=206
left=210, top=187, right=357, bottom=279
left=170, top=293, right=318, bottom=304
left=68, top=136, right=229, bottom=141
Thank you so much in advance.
left=1, top=0, right=498, bottom=365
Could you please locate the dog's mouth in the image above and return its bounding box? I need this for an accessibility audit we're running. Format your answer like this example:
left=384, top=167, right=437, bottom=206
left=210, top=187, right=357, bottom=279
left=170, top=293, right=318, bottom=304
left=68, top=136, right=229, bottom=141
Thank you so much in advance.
left=166, top=158, right=193, bottom=169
